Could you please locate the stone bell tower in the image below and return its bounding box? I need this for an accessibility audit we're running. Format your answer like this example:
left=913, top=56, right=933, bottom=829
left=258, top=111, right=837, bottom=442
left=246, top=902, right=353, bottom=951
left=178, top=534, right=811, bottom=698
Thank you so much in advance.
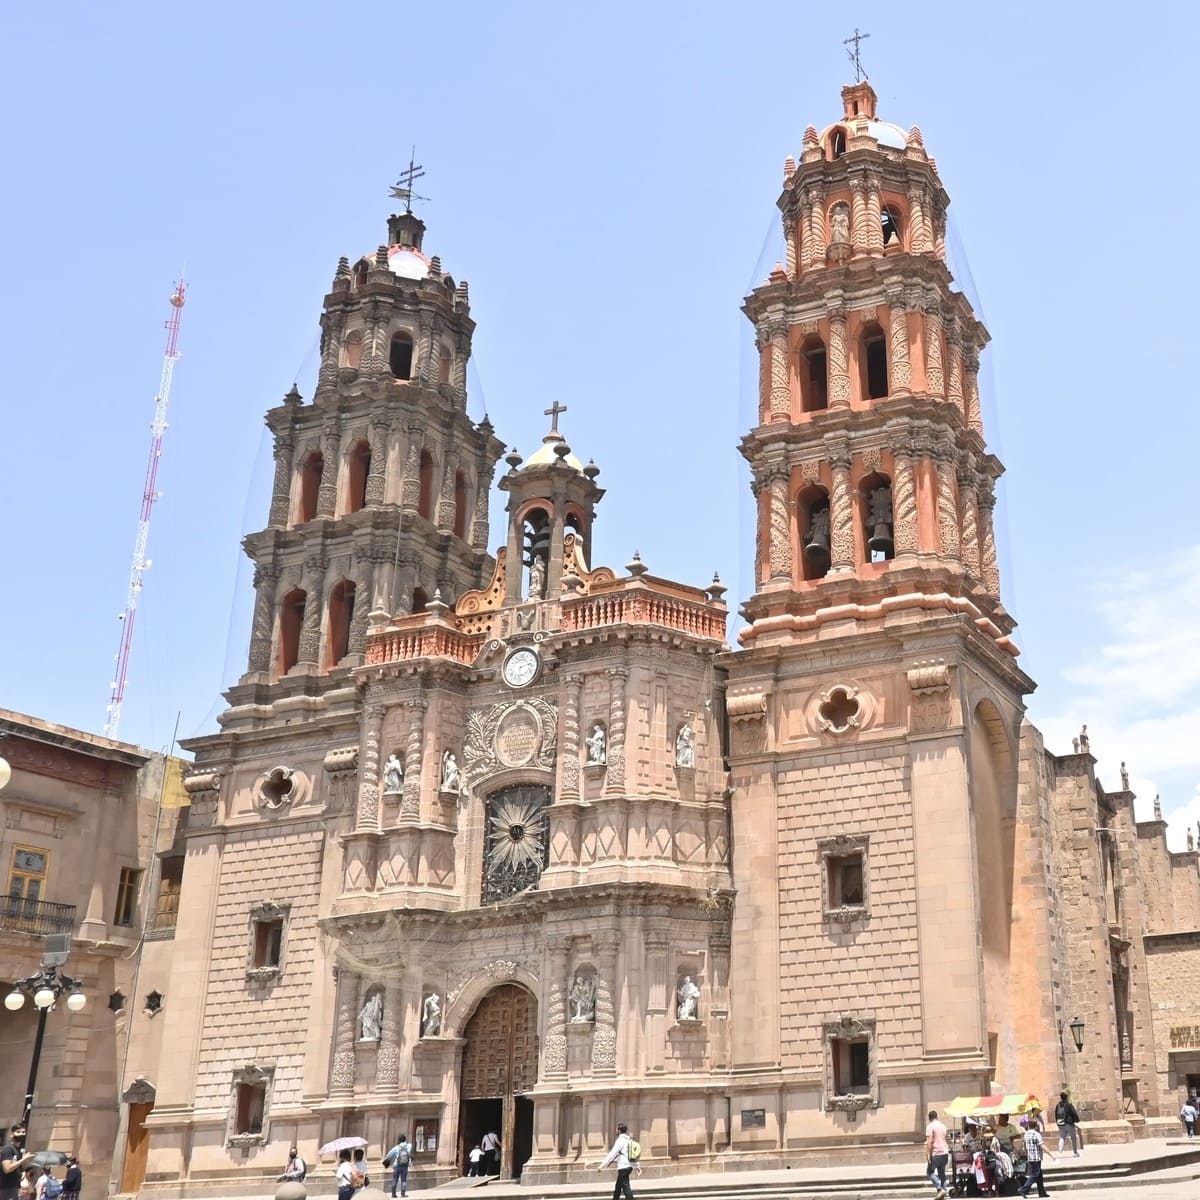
left=235, top=206, right=504, bottom=697
left=724, top=80, right=1052, bottom=1137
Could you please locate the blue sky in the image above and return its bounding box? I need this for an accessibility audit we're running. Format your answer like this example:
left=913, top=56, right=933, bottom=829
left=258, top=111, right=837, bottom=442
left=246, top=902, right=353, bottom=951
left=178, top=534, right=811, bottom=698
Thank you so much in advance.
left=3, top=3, right=1198, bottom=846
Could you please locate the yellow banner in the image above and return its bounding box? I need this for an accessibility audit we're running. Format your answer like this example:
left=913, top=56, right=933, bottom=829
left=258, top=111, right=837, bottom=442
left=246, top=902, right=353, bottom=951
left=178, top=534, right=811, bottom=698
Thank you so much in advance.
left=160, top=756, right=190, bottom=808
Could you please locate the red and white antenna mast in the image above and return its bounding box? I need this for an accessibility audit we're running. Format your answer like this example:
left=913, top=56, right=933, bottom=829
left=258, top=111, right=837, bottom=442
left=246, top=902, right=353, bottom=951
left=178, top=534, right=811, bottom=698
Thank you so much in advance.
left=104, top=280, right=187, bottom=739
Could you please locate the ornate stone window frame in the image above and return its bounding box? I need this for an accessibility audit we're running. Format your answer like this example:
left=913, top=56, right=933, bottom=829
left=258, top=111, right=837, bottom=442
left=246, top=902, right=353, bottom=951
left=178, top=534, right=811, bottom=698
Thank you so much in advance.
left=226, top=1063, right=274, bottom=1148
left=818, top=833, right=869, bottom=924
left=246, top=900, right=291, bottom=982
left=823, top=1014, right=878, bottom=1117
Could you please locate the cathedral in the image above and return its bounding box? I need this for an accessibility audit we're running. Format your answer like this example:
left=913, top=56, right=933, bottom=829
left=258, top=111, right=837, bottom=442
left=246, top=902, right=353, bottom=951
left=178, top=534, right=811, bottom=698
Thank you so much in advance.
left=116, top=80, right=1200, bottom=1195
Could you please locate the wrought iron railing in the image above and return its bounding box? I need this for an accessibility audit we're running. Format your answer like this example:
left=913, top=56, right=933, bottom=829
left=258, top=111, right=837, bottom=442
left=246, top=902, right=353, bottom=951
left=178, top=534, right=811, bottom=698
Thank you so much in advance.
left=0, top=897, right=77, bottom=936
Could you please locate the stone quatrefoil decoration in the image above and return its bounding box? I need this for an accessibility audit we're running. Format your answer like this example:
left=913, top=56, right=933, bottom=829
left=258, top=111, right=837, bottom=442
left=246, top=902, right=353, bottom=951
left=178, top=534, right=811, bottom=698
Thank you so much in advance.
left=817, top=687, right=862, bottom=734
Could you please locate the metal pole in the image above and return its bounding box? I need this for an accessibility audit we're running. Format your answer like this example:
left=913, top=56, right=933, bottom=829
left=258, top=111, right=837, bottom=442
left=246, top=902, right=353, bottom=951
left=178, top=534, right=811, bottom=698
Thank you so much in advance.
left=20, top=1004, right=49, bottom=1139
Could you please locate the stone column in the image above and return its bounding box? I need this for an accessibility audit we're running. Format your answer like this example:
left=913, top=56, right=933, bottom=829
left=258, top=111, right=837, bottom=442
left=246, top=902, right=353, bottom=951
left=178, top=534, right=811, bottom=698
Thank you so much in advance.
left=435, top=454, right=457, bottom=533
left=349, top=564, right=373, bottom=657
left=297, top=559, right=326, bottom=666
left=826, top=436, right=855, bottom=572
left=365, top=415, right=389, bottom=507
left=708, top=928, right=731, bottom=1070
left=849, top=177, right=868, bottom=254
left=908, top=185, right=932, bottom=254
left=401, top=699, right=426, bottom=821
left=785, top=214, right=798, bottom=276
left=453, top=337, right=469, bottom=404
left=959, top=461, right=982, bottom=578
left=317, top=420, right=341, bottom=518
left=865, top=177, right=884, bottom=255
left=888, top=421, right=919, bottom=557
left=963, top=348, right=984, bottom=437
left=400, top=425, right=423, bottom=512
left=644, top=931, right=669, bottom=1074
left=329, top=968, right=358, bottom=1097
left=807, top=186, right=827, bottom=266
left=471, top=465, right=494, bottom=550
left=356, top=704, right=385, bottom=833
left=542, top=937, right=571, bottom=1081
left=934, top=439, right=961, bottom=562
left=362, top=300, right=388, bottom=377
left=886, top=286, right=912, bottom=394
left=247, top=563, right=279, bottom=674
left=923, top=299, right=945, bottom=398
left=417, top=319, right=436, bottom=386
left=828, top=308, right=851, bottom=408
left=591, top=932, right=620, bottom=1077
left=316, top=310, right=345, bottom=393
left=946, top=325, right=965, bottom=414
left=603, top=668, right=628, bottom=797
left=560, top=673, right=583, bottom=801
left=765, top=467, right=792, bottom=583
left=267, top=432, right=295, bottom=528
left=978, top=478, right=1001, bottom=596
left=768, top=322, right=790, bottom=421
left=377, top=982, right=401, bottom=1094
left=755, top=328, right=770, bottom=422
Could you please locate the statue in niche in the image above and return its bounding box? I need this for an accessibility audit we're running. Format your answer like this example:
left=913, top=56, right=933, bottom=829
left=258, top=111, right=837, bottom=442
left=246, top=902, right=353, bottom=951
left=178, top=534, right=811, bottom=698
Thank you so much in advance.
left=528, top=557, right=546, bottom=601
left=676, top=975, right=700, bottom=1022
left=358, top=990, right=383, bottom=1041
left=1120, top=761, right=1129, bottom=790
left=441, top=751, right=460, bottom=793
left=421, top=991, right=442, bottom=1037
left=383, top=753, right=404, bottom=795
left=585, top=723, right=607, bottom=765
left=569, top=974, right=596, bottom=1023
left=675, top=724, right=695, bottom=769
left=830, top=202, right=851, bottom=245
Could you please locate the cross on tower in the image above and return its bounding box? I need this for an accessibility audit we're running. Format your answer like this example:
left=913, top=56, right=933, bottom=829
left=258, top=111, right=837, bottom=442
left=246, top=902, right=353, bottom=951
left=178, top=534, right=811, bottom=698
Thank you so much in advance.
left=843, top=27, right=871, bottom=82
left=389, top=146, right=429, bottom=213
left=543, top=401, right=568, bottom=433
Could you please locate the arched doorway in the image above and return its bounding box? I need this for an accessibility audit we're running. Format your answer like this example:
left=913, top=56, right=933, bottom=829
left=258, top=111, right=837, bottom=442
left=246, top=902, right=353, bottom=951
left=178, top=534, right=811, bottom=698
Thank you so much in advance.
left=459, top=983, right=538, bottom=1179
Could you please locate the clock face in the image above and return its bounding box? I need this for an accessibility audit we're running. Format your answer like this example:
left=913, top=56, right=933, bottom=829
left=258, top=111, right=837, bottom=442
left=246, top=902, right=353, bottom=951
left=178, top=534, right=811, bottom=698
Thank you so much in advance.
left=502, top=647, right=541, bottom=689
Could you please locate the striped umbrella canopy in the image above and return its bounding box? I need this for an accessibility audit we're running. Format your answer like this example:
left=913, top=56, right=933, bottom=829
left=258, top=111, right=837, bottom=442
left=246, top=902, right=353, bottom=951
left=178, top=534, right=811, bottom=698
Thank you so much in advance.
left=944, top=1093, right=1041, bottom=1118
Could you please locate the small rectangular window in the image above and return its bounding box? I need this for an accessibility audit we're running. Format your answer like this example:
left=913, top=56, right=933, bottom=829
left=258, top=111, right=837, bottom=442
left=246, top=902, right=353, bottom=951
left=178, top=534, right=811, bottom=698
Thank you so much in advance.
left=154, top=858, right=184, bottom=931
left=235, top=1083, right=266, bottom=1134
left=253, top=919, right=284, bottom=967
left=8, top=847, right=48, bottom=903
left=114, top=867, right=142, bottom=927
left=832, top=1037, right=871, bottom=1094
left=828, top=852, right=865, bottom=908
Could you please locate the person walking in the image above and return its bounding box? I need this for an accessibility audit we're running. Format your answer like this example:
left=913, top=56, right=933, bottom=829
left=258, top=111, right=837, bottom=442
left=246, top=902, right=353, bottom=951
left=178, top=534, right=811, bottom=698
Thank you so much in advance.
left=278, top=1147, right=307, bottom=1184
left=1054, top=1092, right=1081, bottom=1156
left=383, top=1132, right=411, bottom=1197
left=1019, top=1120, right=1056, bottom=1197
left=59, top=1159, right=80, bottom=1200
left=352, top=1149, right=369, bottom=1187
left=480, top=1130, right=500, bottom=1177
left=925, top=1110, right=950, bottom=1199
left=1181, top=1097, right=1198, bottom=1138
left=598, top=1123, right=635, bottom=1200
left=0, top=1132, right=33, bottom=1200
left=334, top=1149, right=357, bottom=1200
left=466, top=1145, right=483, bottom=1177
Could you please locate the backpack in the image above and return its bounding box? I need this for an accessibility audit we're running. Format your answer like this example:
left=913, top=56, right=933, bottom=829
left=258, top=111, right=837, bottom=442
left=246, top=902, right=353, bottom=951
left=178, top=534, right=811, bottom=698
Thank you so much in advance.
left=626, top=1136, right=641, bottom=1162
left=43, top=1181, right=63, bottom=1200
left=349, top=1168, right=365, bottom=1188
left=397, top=1145, right=410, bottom=1165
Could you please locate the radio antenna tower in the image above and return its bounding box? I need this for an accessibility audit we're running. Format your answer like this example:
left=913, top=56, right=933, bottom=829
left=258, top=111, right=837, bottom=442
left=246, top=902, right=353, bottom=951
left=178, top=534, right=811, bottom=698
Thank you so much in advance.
left=104, top=280, right=187, bottom=739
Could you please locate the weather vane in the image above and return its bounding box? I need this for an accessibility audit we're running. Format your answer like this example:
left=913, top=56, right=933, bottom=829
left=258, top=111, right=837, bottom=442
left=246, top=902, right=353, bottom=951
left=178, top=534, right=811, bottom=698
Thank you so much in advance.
left=843, top=28, right=870, bottom=82
left=389, top=147, right=429, bottom=214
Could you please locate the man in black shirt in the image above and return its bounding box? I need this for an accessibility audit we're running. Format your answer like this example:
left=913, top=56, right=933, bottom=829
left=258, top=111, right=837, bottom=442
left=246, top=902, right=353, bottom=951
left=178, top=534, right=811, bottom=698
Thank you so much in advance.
left=60, top=1158, right=81, bottom=1200
left=0, top=1127, right=34, bottom=1200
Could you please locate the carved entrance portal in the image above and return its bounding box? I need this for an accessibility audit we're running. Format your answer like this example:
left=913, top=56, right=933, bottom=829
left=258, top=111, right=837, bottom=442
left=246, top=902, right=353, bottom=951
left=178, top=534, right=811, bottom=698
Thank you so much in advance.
left=460, top=983, right=538, bottom=1179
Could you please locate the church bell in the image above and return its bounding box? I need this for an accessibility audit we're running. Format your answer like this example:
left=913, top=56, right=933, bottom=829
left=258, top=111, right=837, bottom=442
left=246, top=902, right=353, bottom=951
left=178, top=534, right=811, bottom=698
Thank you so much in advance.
left=803, top=517, right=831, bottom=573
left=868, top=523, right=894, bottom=557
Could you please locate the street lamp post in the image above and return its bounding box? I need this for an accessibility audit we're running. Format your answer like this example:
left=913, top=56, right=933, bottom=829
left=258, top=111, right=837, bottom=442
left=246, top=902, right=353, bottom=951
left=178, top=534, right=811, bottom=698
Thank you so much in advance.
left=5, top=963, right=87, bottom=1139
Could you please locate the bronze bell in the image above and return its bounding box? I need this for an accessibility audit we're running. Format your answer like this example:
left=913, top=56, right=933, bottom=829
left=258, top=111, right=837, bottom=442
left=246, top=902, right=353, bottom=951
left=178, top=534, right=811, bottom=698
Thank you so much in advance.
left=804, top=506, right=831, bottom=572
left=868, top=522, right=894, bottom=557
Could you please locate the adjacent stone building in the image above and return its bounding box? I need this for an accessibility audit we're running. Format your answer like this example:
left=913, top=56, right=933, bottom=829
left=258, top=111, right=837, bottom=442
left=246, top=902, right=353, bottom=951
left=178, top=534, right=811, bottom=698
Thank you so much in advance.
left=116, top=81, right=1200, bottom=1197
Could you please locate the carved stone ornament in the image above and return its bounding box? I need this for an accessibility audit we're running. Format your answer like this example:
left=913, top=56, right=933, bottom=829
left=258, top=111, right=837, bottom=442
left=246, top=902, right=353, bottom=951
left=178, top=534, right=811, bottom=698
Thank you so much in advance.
left=257, top=765, right=296, bottom=811
left=822, top=1014, right=878, bottom=1119
left=446, top=955, right=540, bottom=1007
left=727, top=691, right=767, bottom=725
left=323, top=746, right=359, bottom=776
left=463, top=697, right=558, bottom=788
left=814, top=686, right=863, bottom=734
left=906, top=659, right=952, bottom=695
left=183, top=770, right=222, bottom=795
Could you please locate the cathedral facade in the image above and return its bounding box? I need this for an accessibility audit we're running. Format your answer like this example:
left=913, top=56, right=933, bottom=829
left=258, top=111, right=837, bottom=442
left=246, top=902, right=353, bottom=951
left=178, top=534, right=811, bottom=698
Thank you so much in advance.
left=118, top=82, right=1200, bottom=1196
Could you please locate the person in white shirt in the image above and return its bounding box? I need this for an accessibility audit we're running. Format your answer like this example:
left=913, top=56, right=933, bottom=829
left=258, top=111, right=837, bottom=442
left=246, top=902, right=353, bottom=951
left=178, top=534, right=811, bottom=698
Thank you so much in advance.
left=598, top=1123, right=635, bottom=1200
left=334, top=1150, right=356, bottom=1200
left=466, top=1146, right=483, bottom=1177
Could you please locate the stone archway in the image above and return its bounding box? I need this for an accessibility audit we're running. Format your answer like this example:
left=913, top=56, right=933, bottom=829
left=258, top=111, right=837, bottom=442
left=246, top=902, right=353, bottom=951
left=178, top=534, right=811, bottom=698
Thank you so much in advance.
left=459, top=984, right=538, bottom=1180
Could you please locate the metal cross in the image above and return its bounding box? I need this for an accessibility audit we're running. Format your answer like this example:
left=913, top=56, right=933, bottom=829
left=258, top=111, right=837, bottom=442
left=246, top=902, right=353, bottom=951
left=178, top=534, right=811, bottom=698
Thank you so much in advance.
left=543, top=401, right=568, bottom=433
left=389, top=147, right=429, bottom=213
left=843, top=28, right=871, bottom=82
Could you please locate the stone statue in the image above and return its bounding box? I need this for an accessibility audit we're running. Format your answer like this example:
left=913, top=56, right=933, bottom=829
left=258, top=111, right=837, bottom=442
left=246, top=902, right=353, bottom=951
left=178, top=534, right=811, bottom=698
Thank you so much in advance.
left=830, top=202, right=851, bottom=244
left=1120, top=761, right=1129, bottom=790
left=358, top=990, right=383, bottom=1041
left=1154, top=794, right=1163, bottom=820
left=675, top=724, right=695, bottom=769
left=585, top=723, right=607, bottom=765
left=441, top=751, right=460, bottom=793
left=1189, top=830, right=1196, bottom=853
left=1072, top=737, right=1080, bottom=754
left=421, top=992, right=442, bottom=1037
left=383, top=753, right=404, bottom=795
left=569, top=974, right=596, bottom=1023
left=1078, top=724, right=1089, bottom=753
left=676, top=975, right=700, bottom=1021
left=528, top=556, right=546, bottom=601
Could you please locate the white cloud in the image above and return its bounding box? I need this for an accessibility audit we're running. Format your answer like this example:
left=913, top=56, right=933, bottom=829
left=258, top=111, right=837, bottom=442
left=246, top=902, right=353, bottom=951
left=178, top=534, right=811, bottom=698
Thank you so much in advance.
left=1033, top=545, right=1200, bottom=853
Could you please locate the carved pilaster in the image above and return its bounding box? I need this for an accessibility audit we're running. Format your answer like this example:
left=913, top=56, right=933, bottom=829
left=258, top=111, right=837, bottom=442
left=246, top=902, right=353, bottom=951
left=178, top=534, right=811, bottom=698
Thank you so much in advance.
left=542, top=937, right=571, bottom=1080
left=849, top=177, right=868, bottom=253
left=316, top=420, right=341, bottom=518
left=329, top=968, right=358, bottom=1096
left=934, top=440, right=961, bottom=562
left=356, top=704, right=385, bottom=832
left=887, top=288, right=912, bottom=394
left=604, top=668, right=628, bottom=796
left=362, top=300, right=388, bottom=377
left=376, top=982, right=401, bottom=1093
left=297, top=559, right=326, bottom=666
left=907, top=186, right=931, bottom=254
left=755, top=328, right=770, bottom=422
left=417, top=319, right=436, bottom=386
left=828, top=309, right=850, bottom=408
left=453, top=336, right=469, bottom=403
left=591, top=932, right=619, bottom=1075
left=401, top=699, right=426, bottom=820
left=963, top=348, right=984, bottom=437
left=807, top=186, right=827, bottom=266
left=766, top=467, right=792, bottom=582
left=865, top=179, right=884, bottom=255
left=946, top=325, right=964, bottom=414
left=248, top=563, right=279, bottom=674
left=268, top=433, right=294, bottom=528
left=560, top=674, right=583, bottom=800
left=959, top=460, right=982, bottom=578
left=644, top=930, right=669, bottom=1074
left=769, top=324, right=790, bottom=421
left=437, top=454, right=457, bottom=533
left=349, top=565, right=373, bottom=656
left=318, top=308, right=346, bottom=392
left=365, top=416, right=389, bottom=506
left=471, top=465, right=493, bottom=550
left=826, top=436, right=854, bottom=571
left=400, top=425, right=422, bottom=511
left=978, top=479, right=1001, bottom=596
left=888, top=423, right=919, bottom=556
left=923, top=301, right=945, bottom=397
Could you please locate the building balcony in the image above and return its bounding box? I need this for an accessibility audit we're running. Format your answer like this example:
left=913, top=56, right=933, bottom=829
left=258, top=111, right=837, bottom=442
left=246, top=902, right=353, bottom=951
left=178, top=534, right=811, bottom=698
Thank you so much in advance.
left=0, top=897, right=77, bottom=937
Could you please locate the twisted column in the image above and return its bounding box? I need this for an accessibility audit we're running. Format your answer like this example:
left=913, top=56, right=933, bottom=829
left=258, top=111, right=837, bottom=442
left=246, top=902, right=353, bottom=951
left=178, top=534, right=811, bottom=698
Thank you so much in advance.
left=963, top=348, right=984, bottom=437
left=826, top=437, right=854, bottom=571
left=785, top=216, right=798, bottom=276
left=828, top=310, right=851, bottom=408
left=376, top=982, right=401, bottom=1093
left=297, top=559, right=326, bottom=666
left=317, top=309, right=346, bottom=393
left=349, top=565, right=373, bottom=656
left=560, top=673, right=583, bottom=801
left=247, top=563, right=279, bottom=674
left=437, top=454, right=458, bottom=533
left=452, top=337, right=469, bottom=404
left=542, top=936, right=571, bottom=1080
left=959, top=460, right=982, bottom=577
left=766, top=467, right=792, bottom=582
left=769, top=323, right=790, bottom=421
left=400, top=425, right=423, bottom=511
left=865, top=179, right=884, bottom=255
left=934, top=439, right=961, bottom=562
left=267, top=432, right=295, bottom=528
left=946, top=326, right=965, bottom=415
left=591, top=932, right=620, bottom=1076
left=907, top=186, right=932, bottom=254
left=356, top=704, right=385, bottom=832
left=807, top=186, right=827, bottom=266
left=755, top=328, right=770, bottom=422
left=329, top=968, right=358, bottom=1096
left=849, top=177, right=869, bottom=254
left=923, top=301, right=945, bottom=398
left=888, top=422, right=919, bottom=556
left=417, top=319, right=436, bottom=385
left=362, top=300, right=388, bottom=378
left=471, top=466, right=493, bottom=550
left=887, top=288, right=912, bottom=394
left=365, top=415, right=389, bottom=506
left=401, top=699, right=426, bottom=820
left=316, top=420, right=341, bottom=518
left=978, top=478, right=1001, bottom=596
left=604, top=668, right=628, bottom=796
